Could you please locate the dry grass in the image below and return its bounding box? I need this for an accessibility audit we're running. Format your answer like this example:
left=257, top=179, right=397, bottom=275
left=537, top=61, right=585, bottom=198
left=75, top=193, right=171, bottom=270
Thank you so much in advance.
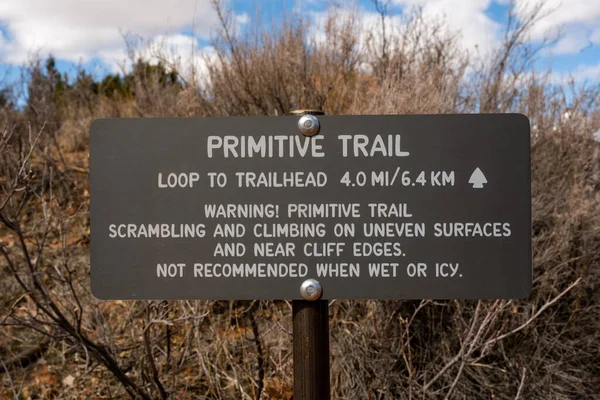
left=1, top=1, right=600, bottom=399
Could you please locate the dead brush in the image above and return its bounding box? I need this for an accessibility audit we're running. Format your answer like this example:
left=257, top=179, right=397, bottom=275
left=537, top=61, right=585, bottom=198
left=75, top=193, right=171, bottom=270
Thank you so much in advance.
left=1, top=0, right=600, bottom=399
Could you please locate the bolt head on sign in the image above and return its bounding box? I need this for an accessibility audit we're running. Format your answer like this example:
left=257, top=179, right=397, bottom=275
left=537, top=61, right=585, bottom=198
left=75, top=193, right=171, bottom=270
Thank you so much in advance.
left=300, top=279, right=323, bottom=301
left=298, top=115, right=320, bottom=136
left=90, top=114, right=532, bottom=300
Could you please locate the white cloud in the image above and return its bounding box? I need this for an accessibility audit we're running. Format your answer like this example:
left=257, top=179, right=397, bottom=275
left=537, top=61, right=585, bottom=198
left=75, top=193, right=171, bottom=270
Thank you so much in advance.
left=307, top=7, right=404, bottom=74
left=309, top=8, right=390, bottom=44
left=513, top=0, right=600, bottom=55
left=309, top=0, right=499, bottom=68
left=389, top=0, right=600, bottom=78
left=135, top=33, right=217, bottom=85
left=551, top=30, right=591, bottom=55
left=392, top=0, right=501, bottom=56
left=591, top=28, right=600, bottom=44
left=514, top=0, right=600, bottom=38
left=572, top=63, right=600, bottom=81
left=549, top=61, right=600, bottom=84
left=0, top=0, right=219, bottom=66
left=235, top=13, right=250, bottom=26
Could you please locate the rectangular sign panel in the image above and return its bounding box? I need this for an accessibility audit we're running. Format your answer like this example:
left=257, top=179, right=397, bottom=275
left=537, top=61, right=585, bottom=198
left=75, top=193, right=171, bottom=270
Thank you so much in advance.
left=90, top=115, right=531, bottom=300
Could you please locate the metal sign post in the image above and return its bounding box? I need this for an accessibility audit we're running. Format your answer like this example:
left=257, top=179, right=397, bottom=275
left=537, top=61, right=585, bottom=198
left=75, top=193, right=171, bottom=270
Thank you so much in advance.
left=293, top=298, right=329, bottom=399
left=290, top=110, right=331, bottom=399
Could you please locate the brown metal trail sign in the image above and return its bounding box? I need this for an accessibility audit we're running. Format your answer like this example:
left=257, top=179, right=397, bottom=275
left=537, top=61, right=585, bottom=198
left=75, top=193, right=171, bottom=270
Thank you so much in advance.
left=90, top=114, right=531, bottom=301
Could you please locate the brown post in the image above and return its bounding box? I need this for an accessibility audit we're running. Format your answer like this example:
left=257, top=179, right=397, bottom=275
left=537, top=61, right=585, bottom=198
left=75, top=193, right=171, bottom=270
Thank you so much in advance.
left=293, top=300, right=330, bottom=399
left=288, top=109, right=330, bottom=400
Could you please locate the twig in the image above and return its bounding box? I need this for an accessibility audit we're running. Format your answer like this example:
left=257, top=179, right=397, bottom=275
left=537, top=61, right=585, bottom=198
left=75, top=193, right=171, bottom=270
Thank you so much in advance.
left=515, top=367, right=526, bottom=400
left=144, top=304, right=168, bottom=399
left=0, top=356, right=19, bottom=399
left=248, top=302, right=265, bottom=400
left=424, top=301, right=482, bottom=391
left=487, top=278, right=582, bottom=346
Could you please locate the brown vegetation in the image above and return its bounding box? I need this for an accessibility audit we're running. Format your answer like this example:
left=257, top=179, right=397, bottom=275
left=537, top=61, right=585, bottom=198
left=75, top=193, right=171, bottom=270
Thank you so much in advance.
left=1, top=1, right=600, bottom=399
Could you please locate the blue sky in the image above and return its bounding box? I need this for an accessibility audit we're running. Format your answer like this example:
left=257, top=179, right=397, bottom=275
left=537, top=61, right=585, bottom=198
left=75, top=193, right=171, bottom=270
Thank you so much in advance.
left=0, top=0, right=599, bottom=88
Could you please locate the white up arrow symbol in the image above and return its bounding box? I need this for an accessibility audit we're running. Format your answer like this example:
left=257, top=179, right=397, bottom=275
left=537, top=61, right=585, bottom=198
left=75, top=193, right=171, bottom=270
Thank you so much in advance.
left=469, top=168, right=487, bottom=188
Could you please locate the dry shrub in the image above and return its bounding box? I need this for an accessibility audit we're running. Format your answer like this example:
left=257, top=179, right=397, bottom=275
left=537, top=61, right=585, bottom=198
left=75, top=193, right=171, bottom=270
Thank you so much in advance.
left=1, top=1, right=600, bottom=399
left=203, top=1, right=363, bottom=116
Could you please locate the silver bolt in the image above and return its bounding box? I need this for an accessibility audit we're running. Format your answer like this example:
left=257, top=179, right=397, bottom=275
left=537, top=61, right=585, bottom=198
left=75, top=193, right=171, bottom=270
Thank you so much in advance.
left=297, top=115, right=320, bottom=137
left=300, top=279, right=323, bottom=301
